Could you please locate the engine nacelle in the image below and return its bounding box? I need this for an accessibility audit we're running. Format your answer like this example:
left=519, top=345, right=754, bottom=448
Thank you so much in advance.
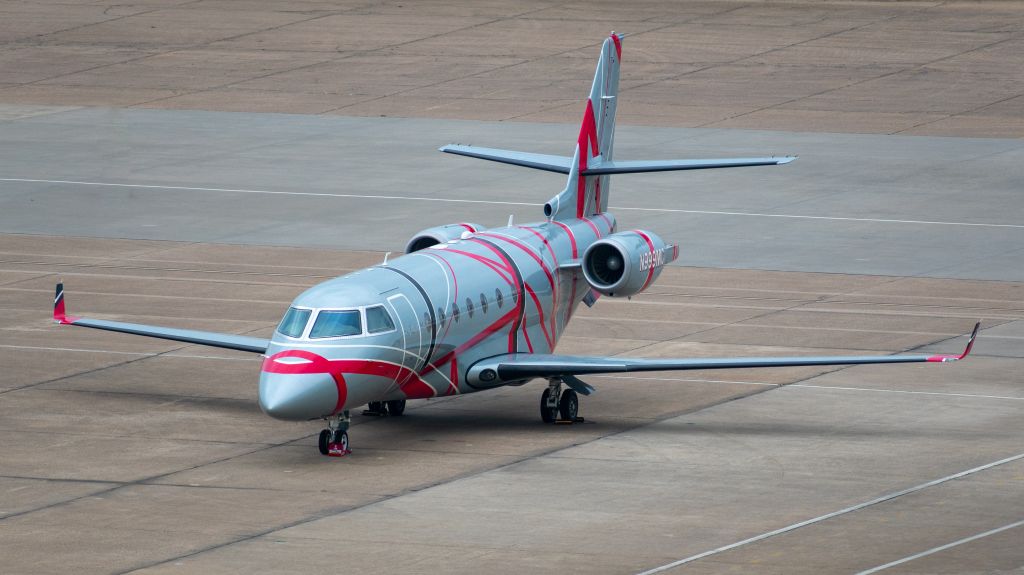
left=405, top=223, right=486, bottom=253
left=581, top=230, right=678, bottom=297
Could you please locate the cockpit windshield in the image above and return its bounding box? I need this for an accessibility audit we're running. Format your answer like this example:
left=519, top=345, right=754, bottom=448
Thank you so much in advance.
left=310, top=309, right=362, bottom=338
left=277, top=307, right=311, bottom=338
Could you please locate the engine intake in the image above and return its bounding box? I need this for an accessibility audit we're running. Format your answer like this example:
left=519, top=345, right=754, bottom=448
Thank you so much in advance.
left=406, top=223, right=486, bottom=253
left=582, top=230, right=678, bottom=297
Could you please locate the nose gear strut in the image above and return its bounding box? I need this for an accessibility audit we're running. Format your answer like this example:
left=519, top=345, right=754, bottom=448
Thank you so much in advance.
left=319, top=410, right=351, bottom=457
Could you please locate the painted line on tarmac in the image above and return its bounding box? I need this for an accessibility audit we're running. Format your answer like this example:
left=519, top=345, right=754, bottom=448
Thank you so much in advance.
left=635, top=452, right=1024, bottom=575
left=0, top=343, right=253, bottom=361
left=607, top=375, right=1022, bottom=401
left=856, top=518, right=1024, bottom=574
left=790, top=383, right=1024, bottom=401
left=4, top=177, right=1024, bottom=229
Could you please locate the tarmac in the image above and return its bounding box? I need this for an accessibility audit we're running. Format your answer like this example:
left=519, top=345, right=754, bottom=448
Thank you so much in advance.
left=1, top=1, right=1022, bottom=574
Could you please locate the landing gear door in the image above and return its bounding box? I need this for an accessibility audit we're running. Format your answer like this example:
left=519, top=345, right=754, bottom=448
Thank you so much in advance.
left=386, top=294, right=423, bottom=380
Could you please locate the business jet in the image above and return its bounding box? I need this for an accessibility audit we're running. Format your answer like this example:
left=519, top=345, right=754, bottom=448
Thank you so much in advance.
left=53, top=33, right=978, bottom=456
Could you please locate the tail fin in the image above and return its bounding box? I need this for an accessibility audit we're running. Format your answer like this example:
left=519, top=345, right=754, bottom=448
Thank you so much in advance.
left=439, top=33, right=796, bottom=221
left=546, top=33, right=622, bottom=220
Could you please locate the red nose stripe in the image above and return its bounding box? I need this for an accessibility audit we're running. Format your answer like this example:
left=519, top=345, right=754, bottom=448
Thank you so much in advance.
left=263, top=350, right=436, bottom=402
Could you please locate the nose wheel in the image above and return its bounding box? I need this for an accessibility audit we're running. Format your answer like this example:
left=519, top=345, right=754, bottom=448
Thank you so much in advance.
left=319, top=410, right=352, bottom=457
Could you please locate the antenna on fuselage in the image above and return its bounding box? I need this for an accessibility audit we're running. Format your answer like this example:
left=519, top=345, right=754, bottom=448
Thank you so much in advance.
left=382, top=251, right=391, bottom=265
left=507, top=214, right=514, bottom=227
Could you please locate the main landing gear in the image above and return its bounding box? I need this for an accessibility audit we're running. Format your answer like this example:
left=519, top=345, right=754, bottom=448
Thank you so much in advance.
left=362, top=399, right=406, bottom=417
left=540, top=378, right=583, bottom=424
left=319, top=411, right=351, bottom=457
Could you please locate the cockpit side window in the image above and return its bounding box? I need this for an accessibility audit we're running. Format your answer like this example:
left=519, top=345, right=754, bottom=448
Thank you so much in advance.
left=365, top=305, right=396, bottom=334
left=310, top=310, right=362, bottom=338
left=277, top=307, right=311, bottom=338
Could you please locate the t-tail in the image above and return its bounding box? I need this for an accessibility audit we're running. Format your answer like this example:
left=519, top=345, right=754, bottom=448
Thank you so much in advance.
left=439, top=33, right=797, bottom=221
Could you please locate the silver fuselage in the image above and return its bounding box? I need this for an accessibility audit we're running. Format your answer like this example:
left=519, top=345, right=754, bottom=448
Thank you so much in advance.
left=259, top=214, right=616, bottom=420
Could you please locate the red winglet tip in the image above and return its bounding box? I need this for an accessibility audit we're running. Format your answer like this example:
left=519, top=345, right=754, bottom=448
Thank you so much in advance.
left=53, top=282, right=66, bottom=323
left=927, top=322, right=981, bottom=363
left=958, top=321, right=981, bottom=360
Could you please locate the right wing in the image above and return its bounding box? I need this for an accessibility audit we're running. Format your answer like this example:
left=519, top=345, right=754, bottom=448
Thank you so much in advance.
left=53, top=283, right=269, bottom=354
left=467, top=322, right=980, bottom=391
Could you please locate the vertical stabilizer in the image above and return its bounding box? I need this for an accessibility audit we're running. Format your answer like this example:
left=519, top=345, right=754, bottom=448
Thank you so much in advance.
left=545, top=33, right=622, bottom=221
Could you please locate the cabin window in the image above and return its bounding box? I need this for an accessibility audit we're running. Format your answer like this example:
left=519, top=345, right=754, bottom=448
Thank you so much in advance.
left=277, top=307, right=311, bottom=338
left=365, top=305, right=396, bottom=334
left=452, top=302, right=460, bottom=323
left=309, top=309, right=362, bottom=338
left=437, top=307, right=446, bottom=326
left=495, top=288, right=504, bottom=309
left=466, top=297, right=474, bottom=318
left=480, top=293, right=488, bottom=314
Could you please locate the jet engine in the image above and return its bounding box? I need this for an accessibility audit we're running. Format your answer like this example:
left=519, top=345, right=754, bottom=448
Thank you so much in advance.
left=581, top=230, right=678, bottom=297
left=405, top=223, right=486, bottom=253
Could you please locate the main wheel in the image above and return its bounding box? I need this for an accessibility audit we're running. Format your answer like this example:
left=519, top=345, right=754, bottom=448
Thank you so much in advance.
left=386, top=399, right=406, bottom=416
left=559, top=389, right=578, bottom=421
left=318, top=429, right=331, bottom=455
left=540, top=388, right=558, bottom=424
left=367, top=401, right=386, bottom=414
left=332, top=429, right=349, bottom=453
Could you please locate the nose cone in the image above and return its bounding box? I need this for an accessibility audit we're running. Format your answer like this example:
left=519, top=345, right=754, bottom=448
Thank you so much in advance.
left=259, top=371, right=338, bottom=421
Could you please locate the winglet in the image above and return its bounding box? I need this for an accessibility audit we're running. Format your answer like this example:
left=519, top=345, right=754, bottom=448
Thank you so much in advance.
left=53, top=282, right=77, bottom=324
left=927, top=321, right=981, bottom=362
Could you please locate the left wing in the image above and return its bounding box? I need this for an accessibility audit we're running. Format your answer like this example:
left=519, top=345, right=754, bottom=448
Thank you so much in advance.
left=53, top=283, right=269, bottom=354
left=467, top=322, right=980, bottom=392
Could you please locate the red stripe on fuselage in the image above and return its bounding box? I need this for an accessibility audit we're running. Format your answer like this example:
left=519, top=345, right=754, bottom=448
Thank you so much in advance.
left=262, top=350, right=351, bottom=412
left=634, top=230, right=657, bottom=292
left=576, top=99, right=599, bottom=218
left=445, top=248, right=515, bottom=285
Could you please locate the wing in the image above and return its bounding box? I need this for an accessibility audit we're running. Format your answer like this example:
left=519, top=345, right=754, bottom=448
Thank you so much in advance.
left=53, top=283, right=269, bottom=354
left=467, top=323, right=980, bottom=393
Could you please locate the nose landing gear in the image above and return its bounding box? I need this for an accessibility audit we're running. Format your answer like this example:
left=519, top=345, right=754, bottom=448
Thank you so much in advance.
left=540, top=378, right=584, bottom=424
left=318, top=410, right=352, bottom=457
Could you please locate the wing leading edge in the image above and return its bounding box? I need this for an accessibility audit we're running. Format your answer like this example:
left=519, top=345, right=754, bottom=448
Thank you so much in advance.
left=467, top=322, right=980, bottom=387
left=54, top=283, right=269, bottom=354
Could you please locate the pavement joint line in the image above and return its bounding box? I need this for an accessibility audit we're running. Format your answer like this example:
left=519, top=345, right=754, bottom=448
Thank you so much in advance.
left=114, top=322, right=986, bottom=570
left=4, top=177, right=1024, bottom=229
left=855, top=518, right=1024, bottom=574
left=635, top=451, right=1024, bottom=575
left=115, top=387, right=780, bottom=574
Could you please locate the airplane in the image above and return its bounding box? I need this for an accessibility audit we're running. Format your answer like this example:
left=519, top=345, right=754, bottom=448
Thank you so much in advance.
left=52, top=33, right=979, bottom=457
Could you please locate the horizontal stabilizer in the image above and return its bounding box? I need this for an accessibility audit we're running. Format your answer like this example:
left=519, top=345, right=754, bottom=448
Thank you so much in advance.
left=439, top=145, right=571, bottom=174
left=581, top=156, right=796, bottom=176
